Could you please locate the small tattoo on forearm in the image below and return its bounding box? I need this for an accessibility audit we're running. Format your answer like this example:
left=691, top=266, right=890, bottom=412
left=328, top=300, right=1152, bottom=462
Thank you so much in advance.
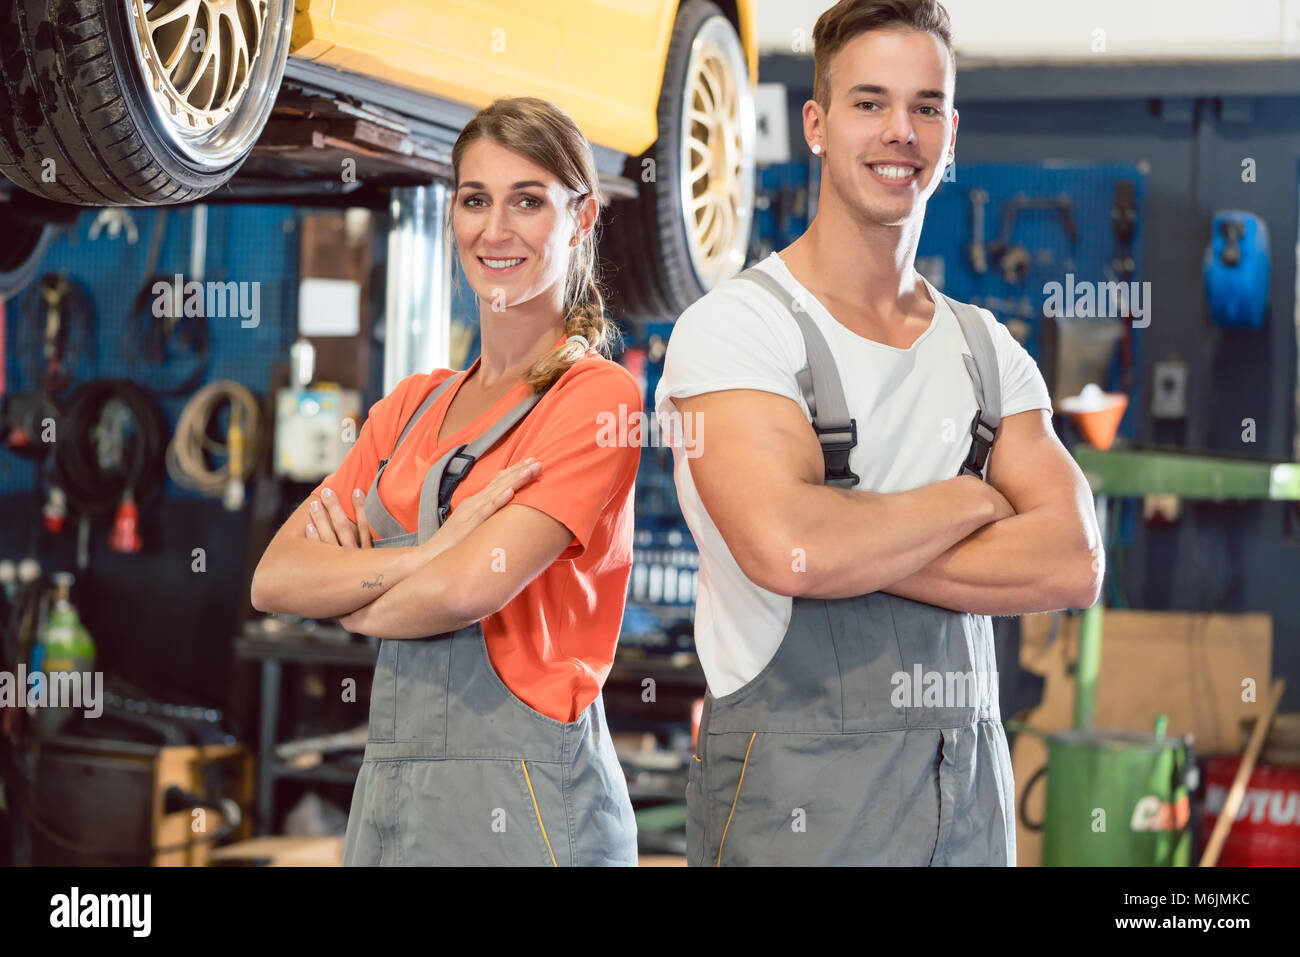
left=361, top=573, right=384, bottom=589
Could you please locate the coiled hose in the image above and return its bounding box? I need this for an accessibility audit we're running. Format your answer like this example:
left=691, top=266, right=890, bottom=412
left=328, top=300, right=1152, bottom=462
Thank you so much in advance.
left=52, top=379, right=167, bottom=517
left=165, top=381, right=262, bottom=508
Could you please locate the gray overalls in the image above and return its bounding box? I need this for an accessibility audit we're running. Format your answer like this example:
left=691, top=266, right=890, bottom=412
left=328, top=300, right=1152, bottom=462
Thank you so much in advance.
left=342, top=371, right=638, bottom=866
left=685, top=268, right=1017, bottom=866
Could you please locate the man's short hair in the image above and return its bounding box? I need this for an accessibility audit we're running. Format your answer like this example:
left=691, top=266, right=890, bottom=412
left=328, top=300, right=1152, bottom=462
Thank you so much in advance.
left=813, top=0, right=955, bottom=111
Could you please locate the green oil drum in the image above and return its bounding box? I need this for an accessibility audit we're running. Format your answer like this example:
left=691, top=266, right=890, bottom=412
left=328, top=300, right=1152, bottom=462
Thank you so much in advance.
left=1022, top=724, right=1194, bottom=866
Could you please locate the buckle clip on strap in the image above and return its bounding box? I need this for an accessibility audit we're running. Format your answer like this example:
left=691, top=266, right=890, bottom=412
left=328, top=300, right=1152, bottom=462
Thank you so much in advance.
left=436, top=446, right=478, bottom=522
left=815, top=418, right=860, bottom=486
left=958, top=410, right=997, bottom=479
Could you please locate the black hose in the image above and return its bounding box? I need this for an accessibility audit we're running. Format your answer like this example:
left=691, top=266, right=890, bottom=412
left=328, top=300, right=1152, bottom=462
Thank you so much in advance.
left=124, top=273, right=211, bottom=396
left=52, top=379, right=168, bottom=517
left=1019, top=764, right=1048, bottom=832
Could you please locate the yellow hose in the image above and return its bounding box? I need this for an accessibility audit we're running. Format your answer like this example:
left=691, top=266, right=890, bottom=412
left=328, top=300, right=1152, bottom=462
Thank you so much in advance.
left=165, top=381, right=262, bottom=504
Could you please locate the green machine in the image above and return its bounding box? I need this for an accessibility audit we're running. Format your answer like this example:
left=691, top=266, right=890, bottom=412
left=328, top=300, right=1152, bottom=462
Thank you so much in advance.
left=1013, top=446, right=1300, bottom=866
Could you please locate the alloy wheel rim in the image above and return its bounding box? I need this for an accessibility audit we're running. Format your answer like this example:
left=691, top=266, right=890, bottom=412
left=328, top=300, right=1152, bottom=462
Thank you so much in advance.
left=125, top=0, right=291, bottom=169
left=678, top=16, right=755, bottom=291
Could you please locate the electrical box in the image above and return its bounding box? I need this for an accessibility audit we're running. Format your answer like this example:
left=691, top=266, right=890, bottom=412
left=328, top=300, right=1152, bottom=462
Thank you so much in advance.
left=1151, top=360, right=1188, bottom=420
left=273, top=387, right=361, bottom=481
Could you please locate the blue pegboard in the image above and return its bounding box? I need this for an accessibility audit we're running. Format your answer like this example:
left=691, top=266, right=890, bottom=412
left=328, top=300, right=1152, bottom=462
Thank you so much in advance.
left=919, top=162, right=1147, bottom=441
left=1, top=205, right=301, bottom=499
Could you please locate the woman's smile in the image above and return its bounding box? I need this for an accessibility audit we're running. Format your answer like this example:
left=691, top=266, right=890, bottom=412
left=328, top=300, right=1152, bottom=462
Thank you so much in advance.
left=477, top=255, right=528, bottom=276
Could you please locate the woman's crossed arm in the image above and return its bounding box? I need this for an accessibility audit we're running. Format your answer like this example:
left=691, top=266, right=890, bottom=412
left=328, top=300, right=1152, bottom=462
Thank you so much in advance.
left=336, top=501, right=574, bottom=639
left=249, top=459, right=542, bottom=621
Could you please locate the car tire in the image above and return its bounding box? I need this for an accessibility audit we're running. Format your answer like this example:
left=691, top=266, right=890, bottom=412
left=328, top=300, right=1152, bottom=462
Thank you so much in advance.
left=0, top=0, right=294, bottom=206
left=602, top=0, right=756, bottom=319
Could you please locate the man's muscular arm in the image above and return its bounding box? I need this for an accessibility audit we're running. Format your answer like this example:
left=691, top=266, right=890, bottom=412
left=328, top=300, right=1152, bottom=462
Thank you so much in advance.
left=674, top=390, right=1014, bottom=599
left=881, top=409, right=1103, bottom=615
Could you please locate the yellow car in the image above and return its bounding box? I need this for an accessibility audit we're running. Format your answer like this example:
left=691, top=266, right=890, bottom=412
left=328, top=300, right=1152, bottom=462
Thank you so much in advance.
left=0, top=0, right=757, bottom=315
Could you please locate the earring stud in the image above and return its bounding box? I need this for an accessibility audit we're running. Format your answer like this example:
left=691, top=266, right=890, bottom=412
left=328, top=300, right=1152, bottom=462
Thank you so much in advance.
left=811, top=144, right=822, bottom=155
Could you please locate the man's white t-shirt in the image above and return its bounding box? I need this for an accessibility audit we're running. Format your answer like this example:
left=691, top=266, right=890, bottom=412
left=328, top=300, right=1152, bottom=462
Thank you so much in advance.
left=653, top=251, right=1053, bottom=697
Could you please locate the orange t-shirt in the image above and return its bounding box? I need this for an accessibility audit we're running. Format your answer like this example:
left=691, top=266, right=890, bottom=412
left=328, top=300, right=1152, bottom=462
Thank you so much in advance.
left=312, top=337, right=642, bottom=723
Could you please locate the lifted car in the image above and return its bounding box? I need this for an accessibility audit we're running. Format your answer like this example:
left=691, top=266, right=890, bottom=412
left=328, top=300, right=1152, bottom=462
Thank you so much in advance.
left=0, top=0, right=757, bottom=317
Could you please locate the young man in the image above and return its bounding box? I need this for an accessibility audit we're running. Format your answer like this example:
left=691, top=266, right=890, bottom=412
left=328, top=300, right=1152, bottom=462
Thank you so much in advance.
left=655, top=0, right=1103, bottom=866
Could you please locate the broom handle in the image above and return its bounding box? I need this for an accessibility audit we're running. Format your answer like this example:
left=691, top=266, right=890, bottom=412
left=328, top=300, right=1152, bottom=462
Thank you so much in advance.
left=1199, top=678, right=1286, bottom=867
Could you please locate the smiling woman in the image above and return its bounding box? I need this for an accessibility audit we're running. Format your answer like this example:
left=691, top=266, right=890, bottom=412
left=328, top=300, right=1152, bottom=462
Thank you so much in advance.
left=447, top=96, right=617, bottom=394
left=250, top=96, right=642, bottom=867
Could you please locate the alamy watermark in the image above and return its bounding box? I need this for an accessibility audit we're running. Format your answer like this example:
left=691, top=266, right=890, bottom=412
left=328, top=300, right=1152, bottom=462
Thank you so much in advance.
left=595, top=404, right=703, bottom=458
left=50, top=887, right=150, bottom=937
left=151, top=274, right=260, bottom=328
left=890, top=666, right=997, bottom=709
left=0, top=667, right=102, bottom=718
left=1043, top=273, right=1151, bottom=328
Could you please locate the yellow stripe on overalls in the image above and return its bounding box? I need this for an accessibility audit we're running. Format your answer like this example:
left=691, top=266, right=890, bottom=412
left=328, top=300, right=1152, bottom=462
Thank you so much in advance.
left=521, top=761, right=558, bottom=867
left=716, top=732, right=757, bottom=866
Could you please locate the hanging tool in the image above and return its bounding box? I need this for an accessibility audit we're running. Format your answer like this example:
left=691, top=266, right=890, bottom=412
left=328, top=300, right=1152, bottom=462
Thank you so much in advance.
left=986, top=192, right=1079, bottom=285
left=87, top=208, right=139, bottom=245
left=999, top=245, right=1032, bottom=284
left=1, top=391, right=59, bottom=460
left=191, top=204, right=208, bottom=283
left=1204, top=211, right=1270, bottom=329
left=1111, top=180, right=1137, bottom=247
left=125, top=280, right=211, bottom=394
left=967, top=187, right=989, bottom=275
left=125, top=210, right=211, bottom=395
left=1110, top=180, right=1139, bottom=393
left=16, top=273, right=91, bottom=397
left=40, top=276, right=71, bottom=393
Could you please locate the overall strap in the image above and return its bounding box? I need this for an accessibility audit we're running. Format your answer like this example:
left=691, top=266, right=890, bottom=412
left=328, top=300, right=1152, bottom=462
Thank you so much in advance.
left=940, top=293, right=1002, bottom=481
left=735, top=267, right=860, bottom=488
left=364, top=372, right=464, bottom=541
left=415, top=385, right=553, bottom=543
left=391, top=372, right=464, bottom=459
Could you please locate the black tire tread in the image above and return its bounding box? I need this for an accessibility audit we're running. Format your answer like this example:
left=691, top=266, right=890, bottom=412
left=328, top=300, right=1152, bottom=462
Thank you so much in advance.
left=0, top=0, right=233, bottom=206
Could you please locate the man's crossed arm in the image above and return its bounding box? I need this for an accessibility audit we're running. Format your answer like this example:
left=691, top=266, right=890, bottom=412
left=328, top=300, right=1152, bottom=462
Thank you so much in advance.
left=883, top=408, right=1103, bottom=615
left=672, top=391, right=1101, bottom=615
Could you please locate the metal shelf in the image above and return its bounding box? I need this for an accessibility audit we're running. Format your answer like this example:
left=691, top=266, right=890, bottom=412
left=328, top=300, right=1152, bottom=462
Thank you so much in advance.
left=236, top=625, right=376, bottom=834
left=1073, top=445, right=1300, bottom=500
left=268, top=761, right=362, bottom=785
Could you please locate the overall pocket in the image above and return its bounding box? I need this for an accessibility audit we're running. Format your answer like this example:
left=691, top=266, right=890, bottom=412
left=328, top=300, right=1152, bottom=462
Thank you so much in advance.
left=391, top=639, right=451, bottom=747
left=398, top=758, right=559, bottom=866
left=709, top=729, right=945, bottom=866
